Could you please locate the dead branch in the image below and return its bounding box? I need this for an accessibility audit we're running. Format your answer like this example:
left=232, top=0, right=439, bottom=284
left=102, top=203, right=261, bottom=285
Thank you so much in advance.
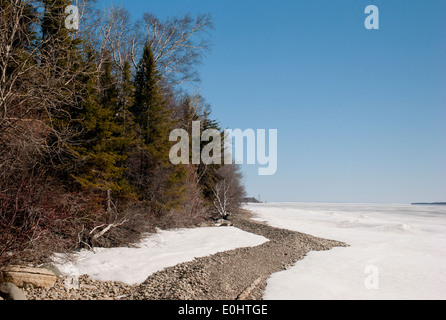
left=90, top=219, right=128, bottom=241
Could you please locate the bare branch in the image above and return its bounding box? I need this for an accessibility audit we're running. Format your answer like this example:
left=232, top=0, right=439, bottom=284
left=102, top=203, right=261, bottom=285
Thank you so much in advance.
left=137, top=12, right=214, bottom=87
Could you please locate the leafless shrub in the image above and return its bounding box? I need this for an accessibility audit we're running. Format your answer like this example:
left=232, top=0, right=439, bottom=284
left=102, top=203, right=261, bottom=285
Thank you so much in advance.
left=0, top=169, right=78, bottom=265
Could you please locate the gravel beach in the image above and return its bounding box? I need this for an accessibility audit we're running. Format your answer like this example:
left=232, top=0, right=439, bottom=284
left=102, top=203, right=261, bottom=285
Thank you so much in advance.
left=25, top=210, right=348, bottom=300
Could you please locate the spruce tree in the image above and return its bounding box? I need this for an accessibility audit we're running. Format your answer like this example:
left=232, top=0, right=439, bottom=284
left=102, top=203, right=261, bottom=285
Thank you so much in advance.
left=40, top=0, right=84, bottom=162
left=70, top=51, right=135, bottom=198
left=118, top=61, right=135, bottom=135
left=132, top=43, right=173, bottom=157
left=41, top=0, right=82, bottom=71
left=179, top=95, right=223, bottom=202
left=130, top=43, right=188, bottom=214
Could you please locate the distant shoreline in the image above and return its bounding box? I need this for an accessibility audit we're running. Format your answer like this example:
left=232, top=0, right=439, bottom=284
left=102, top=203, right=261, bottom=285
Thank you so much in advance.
left=411, top=202, right=446, bottom=206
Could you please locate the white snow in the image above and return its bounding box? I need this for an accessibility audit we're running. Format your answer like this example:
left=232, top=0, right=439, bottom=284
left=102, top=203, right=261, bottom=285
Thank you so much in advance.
left=53, top=226, right=267, bottom=285
left=246, top=202, right=446, bottom=300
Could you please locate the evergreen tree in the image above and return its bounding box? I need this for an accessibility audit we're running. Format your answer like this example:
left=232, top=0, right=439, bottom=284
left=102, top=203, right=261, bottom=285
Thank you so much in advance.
left=179, top=95, right=224, bottom=202
left=40, top=0, right=85, bottom=166
left=70, top=51, right=135, bottom=197
left=129, top=43, right=188, bottom=214
left=131, top=43, right=173, bottom=156
left=41, top=0, right=81, bottom=71
left=118, top=61, right=135, bottom=135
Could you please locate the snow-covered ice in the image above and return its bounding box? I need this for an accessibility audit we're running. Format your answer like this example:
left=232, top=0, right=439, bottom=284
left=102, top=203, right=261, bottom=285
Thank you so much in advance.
left=246, top=202, right=446, bottom=300
left=53, top=226, right=267, bottom=285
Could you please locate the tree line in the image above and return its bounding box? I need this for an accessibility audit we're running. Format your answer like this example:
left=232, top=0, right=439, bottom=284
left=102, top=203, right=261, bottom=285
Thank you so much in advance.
left=0, top=0, right=245, bottom=265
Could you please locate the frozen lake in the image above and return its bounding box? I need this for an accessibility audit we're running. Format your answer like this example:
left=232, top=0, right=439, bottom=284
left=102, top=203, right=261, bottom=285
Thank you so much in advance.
left=246, top=202, right=446, bottom=300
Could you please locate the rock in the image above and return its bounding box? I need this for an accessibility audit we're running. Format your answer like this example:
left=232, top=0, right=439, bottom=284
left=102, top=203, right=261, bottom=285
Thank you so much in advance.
left=38, top=263, right=63, bottom=277
left=63, top=275, right=80, bottom=290
left=0, top=283, right=28, bottom=300
left=0, top=265, right=57, bottom=289
left=80, top=284, right=98, bottom=291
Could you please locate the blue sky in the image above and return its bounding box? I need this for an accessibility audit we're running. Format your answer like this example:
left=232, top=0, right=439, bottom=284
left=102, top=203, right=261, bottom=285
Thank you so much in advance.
left=97, top=0, right=446, bottom=204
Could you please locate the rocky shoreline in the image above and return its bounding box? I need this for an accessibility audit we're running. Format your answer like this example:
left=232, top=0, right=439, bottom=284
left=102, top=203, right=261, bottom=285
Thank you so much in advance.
left=15, top=210, right=348, bottom=300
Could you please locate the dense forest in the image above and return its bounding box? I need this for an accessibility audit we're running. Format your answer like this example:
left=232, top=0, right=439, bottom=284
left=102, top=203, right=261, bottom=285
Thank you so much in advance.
left=0, top=0, right=246, bottom=266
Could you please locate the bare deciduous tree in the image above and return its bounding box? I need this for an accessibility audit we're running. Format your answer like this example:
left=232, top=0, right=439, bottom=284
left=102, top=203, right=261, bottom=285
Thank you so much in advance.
left=212, top=179, right=230, bottom=219
left=212, top=165, right=246, bottom=220
left=138, top=12, right=214, bottom=87
left=92, top=7, right=213, bottom=89
left=99, top=5, right=137, bottom=72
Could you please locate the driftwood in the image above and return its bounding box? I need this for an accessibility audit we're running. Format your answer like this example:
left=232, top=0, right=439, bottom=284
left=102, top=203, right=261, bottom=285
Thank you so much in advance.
left=78, top=190, right=128, bottom=250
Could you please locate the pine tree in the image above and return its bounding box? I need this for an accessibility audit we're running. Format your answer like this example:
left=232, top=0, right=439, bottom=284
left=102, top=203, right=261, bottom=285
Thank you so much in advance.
left=129, top=43, right=188, bottom=214
left=69, top=51, right=135, bottom=198
left=41, top=0, right=82, bottom=71
left=118, top=61, right=135, bottom=135
left=40, top=0, right=85, bottom=163
left=132, top=43, right=173, bottom=156
left=179, top=95, right=224, bottom=202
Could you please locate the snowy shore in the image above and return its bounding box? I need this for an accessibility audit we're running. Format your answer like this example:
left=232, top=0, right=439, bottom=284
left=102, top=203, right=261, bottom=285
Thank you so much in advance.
left=24, top=202, right=446, bottom=300
left=53, top=226, right=268, bottom=285
left=25, top=210, right=344, bottom=300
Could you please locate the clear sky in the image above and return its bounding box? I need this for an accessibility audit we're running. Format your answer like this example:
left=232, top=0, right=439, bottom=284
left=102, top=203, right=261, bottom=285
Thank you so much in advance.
left=97, top=0, right=446, bottom=204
